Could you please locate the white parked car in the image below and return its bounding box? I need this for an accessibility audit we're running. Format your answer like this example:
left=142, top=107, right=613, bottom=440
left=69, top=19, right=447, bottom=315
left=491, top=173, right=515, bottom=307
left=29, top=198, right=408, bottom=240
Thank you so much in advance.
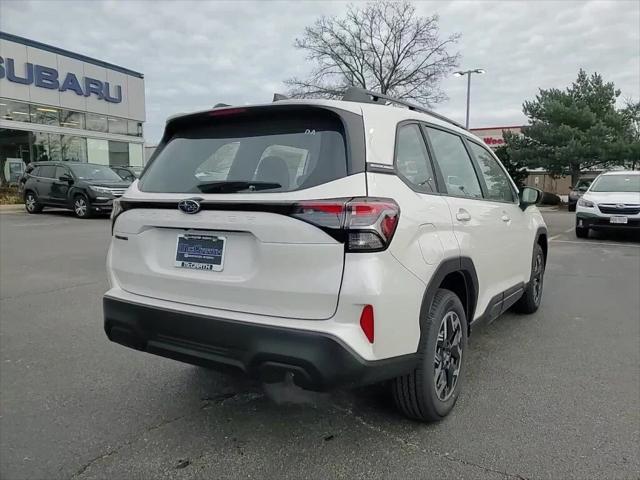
left=104, top=89, right=547, bottom=422
left=575, top=171, right=640, bottom=238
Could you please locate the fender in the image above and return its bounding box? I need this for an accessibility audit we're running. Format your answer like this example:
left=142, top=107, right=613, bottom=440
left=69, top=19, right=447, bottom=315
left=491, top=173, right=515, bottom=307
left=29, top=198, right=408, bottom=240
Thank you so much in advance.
left=67, top=185, right=85, bottom=207
left=534, top=226, right=548, bottom=265
left=419, top=256, right=479, bottom=333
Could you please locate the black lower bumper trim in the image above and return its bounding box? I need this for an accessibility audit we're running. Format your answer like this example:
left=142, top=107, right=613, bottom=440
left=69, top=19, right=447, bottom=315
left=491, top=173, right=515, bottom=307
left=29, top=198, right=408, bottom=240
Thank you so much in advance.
left=103, top=296, right=417, bottom=391
left=577, top=214, right=640, bottom=230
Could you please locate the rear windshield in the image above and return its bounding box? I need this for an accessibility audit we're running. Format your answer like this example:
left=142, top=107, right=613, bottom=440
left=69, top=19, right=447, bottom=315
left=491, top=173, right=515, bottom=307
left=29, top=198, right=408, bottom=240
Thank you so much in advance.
left=590, top=175, right=640, bottom=193
left=139, top=108, right=349, bottom=194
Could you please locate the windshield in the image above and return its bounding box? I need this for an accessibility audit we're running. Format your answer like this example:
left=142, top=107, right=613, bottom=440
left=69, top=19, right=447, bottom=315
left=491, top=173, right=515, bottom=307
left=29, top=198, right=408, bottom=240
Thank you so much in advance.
left=69, top=164, right=123, bottom=182
left=590, top=175, right=640, bottom=193
left=139, top=108, right=348, bottom=194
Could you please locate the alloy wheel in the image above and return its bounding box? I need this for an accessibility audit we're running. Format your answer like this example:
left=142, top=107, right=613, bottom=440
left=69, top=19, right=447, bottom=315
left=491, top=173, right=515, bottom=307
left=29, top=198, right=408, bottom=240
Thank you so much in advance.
left=74, top=197, right=87, bottom=217
left=25, top=194, right=36, bottom=212
left=434, top=311, right=463, bottom=401
left=532, top=253, right=544, bottom=305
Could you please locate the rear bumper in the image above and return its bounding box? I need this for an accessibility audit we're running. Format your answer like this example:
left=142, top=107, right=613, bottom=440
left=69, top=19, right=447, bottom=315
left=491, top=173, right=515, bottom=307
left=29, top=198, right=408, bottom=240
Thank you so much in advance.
left=576, top=213, right=640, bottom=230
left=103, top=296, right=416, bottom=391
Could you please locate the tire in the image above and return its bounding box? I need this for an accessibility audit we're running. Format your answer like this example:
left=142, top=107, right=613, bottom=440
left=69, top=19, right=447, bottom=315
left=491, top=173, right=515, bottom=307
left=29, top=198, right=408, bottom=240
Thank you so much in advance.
left=513, top=243, right=545, bottom=314
left=24, top=191, right=43, bottom=214
left=391, top=289, right=468, bottom=422
left=73, top=194, right=91, bottom=218
left=575, top=225, right=588, bottom=238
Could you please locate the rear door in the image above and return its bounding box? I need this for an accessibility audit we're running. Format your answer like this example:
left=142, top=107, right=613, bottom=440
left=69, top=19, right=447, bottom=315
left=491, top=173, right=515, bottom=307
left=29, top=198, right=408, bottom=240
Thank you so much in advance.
left=111, top=105, right=366, bottom=320
left=50, top=165, right=72, bottom=205
left=423, top=126, right=515, bottom=320
left=35, top=164, right=56, bottom=203
left=465, top=140, right=530, bottom=287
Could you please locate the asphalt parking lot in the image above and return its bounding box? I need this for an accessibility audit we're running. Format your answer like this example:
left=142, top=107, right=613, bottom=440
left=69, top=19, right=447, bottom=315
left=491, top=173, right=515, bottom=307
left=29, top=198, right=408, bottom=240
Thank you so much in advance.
left=1, top=208, right=638, bottom=480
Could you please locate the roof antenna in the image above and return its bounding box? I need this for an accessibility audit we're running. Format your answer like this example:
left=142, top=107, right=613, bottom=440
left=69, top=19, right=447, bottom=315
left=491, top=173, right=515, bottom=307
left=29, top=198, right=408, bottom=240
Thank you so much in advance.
left=213, top=103, right=231, bottom=108
left=273, top=93, right=289, bottom=102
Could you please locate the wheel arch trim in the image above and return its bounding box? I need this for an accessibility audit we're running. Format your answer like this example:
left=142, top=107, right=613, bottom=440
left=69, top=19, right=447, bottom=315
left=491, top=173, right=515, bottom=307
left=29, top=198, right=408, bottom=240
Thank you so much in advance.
left=534, top=226, right=548, bottom=265
left=419, top=257, right=479, bottom=333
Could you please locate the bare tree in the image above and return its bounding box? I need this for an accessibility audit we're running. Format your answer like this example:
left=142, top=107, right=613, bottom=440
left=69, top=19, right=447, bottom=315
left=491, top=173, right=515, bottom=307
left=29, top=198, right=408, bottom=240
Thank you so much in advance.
left=285, top=1, right=460, bottom=106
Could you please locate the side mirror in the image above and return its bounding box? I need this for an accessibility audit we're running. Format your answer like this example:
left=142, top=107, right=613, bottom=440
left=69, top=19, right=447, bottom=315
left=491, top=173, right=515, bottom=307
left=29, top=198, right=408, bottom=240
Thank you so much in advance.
left=519, top=186, right=542, bottom=210
left=59, top=174, right=73, bottom=183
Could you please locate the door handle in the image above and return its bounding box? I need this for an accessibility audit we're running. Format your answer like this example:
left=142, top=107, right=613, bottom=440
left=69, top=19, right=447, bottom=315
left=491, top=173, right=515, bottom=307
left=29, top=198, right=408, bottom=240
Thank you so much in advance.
left=456, top=209, right=471, bottom=222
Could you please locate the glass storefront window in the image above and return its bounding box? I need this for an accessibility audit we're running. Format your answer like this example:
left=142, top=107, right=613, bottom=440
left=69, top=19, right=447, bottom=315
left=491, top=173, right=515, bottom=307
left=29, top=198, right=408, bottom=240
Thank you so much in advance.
left=48, top=134, right=62, bottom=161
left=86, top=113, right=108, bottom=133
left=108, top=141, right=129, bottom=166
left=87, top=138, right=109, bottom=165
left=60, top=136, right=88, bottom=162
left=0, top=129, right=30, bottom=184
left=0, top=100, right=31, bottom=122
left=128, top=143, right=143, bottom=166
left=60, top=109, right=85, bottom=130
left=31, top=105, right=60, bottom=126
left=31, top=132, right=51, bottom=162
left=128, top=120, right=143, bottom=137
left=108, top=117, right=128, bottom=135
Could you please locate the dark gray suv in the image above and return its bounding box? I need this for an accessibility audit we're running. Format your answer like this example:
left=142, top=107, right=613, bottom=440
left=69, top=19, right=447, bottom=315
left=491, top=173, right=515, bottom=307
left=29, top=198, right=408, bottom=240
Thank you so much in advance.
left=23, top=162, right=131, bottom=218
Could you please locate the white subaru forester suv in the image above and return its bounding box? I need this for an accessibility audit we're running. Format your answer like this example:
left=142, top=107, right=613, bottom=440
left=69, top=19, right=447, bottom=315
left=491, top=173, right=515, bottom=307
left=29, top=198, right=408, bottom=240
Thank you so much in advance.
left=104, top=88, right=548, bottom=422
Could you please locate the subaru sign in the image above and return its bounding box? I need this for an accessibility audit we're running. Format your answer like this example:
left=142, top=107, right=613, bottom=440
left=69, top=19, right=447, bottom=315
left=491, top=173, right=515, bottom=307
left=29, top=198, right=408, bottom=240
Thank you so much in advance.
left=0, top=56, right=122, bottom=103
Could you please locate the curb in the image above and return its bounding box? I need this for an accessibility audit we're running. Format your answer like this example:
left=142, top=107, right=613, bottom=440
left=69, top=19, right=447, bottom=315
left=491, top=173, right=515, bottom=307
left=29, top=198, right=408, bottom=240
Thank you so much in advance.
left=0, top=204, right=24, bottom=213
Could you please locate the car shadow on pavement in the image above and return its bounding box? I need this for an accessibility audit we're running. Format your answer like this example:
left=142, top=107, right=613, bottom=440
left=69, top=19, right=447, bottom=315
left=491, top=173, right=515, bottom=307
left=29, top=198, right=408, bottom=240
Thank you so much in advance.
left=585, top=229, right=640, bottom=243
left=33, top=209, right=110, bottom=220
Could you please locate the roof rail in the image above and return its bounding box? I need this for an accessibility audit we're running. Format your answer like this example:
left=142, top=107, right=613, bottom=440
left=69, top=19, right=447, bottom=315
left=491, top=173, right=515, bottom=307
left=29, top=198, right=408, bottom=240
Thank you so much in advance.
left=342, top=87, right=467, bottom=131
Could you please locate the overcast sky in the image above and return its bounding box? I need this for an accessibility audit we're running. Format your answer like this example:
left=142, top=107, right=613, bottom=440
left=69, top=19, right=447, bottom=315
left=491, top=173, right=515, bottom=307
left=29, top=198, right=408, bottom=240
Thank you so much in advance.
left=1, top=0, right=638, bottom=144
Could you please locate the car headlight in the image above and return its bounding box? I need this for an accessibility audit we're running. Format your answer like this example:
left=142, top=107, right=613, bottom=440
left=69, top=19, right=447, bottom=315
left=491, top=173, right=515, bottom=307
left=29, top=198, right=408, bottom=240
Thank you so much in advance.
left=578, top=198, right=594, bottom=208
left=89, top=185, right=113, bottom=195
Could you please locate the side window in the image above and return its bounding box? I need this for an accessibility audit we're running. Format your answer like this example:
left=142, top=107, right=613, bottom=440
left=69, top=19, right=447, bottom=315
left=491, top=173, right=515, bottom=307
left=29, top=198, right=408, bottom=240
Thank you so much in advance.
left=30, top=166, right=40, bottom=177
left=425, top=128, right=482, bottom=198
left=468, top=142, right=515, bottom=202
left=394, top=124, right=436, bottom=193
left=54, top=166, right=69, bottom=180
left=39, top=165, right=56, bottom=179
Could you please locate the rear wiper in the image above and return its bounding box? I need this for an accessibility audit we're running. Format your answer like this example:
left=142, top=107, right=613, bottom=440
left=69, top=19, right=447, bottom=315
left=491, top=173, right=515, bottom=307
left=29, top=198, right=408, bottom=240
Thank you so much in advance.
left=196, top=181, right=282, bottom=193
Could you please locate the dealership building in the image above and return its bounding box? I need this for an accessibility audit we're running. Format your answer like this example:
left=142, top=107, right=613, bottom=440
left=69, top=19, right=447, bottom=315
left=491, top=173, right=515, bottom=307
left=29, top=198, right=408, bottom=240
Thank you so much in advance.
left=0, top=32, right=145, bottom=183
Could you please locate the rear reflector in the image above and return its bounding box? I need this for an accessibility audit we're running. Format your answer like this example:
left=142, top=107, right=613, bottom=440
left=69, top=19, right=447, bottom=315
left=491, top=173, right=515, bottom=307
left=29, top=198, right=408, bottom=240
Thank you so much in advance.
left=360, top=305, right=374, bottom=343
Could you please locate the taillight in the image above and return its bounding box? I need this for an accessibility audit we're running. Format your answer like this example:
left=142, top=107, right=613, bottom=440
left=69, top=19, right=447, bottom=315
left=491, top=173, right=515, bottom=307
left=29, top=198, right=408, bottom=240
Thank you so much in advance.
left=292, top=197, right=399, bottom=252
left=346, top=199, right=399, bottom=251
left=110, top=198, right=126, bottom=235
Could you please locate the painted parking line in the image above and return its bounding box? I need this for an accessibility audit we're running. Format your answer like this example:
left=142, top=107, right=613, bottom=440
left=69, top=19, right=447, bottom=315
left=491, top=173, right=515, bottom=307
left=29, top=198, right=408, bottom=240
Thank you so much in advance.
left=550, top=239, right=640, bottom=248
left=549, top=228, right=575, bottom=240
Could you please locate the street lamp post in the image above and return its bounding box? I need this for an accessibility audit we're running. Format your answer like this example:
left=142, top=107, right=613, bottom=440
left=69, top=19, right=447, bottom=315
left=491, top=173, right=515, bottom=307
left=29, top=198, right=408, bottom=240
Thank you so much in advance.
left=453, top=69, right=485, bottom=129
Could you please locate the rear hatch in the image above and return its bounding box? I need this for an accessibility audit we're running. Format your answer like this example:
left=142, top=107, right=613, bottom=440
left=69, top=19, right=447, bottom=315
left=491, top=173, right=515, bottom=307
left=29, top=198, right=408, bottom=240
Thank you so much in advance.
left=111, top=104, right=366, bottom=320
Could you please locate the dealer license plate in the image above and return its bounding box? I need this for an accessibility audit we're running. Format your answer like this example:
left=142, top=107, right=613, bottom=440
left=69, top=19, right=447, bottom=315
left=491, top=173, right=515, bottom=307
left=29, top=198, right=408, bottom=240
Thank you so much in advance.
left=610, top=216, right=628, bottom=224
left=175, top=234, right=225, bottom=271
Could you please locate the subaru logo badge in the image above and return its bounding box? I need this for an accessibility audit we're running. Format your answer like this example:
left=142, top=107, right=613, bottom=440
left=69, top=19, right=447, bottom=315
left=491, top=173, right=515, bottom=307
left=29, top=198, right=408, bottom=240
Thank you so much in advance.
left=178, top=199, right=201, bottom=214
left=617, top=204, right=625, bottom=209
